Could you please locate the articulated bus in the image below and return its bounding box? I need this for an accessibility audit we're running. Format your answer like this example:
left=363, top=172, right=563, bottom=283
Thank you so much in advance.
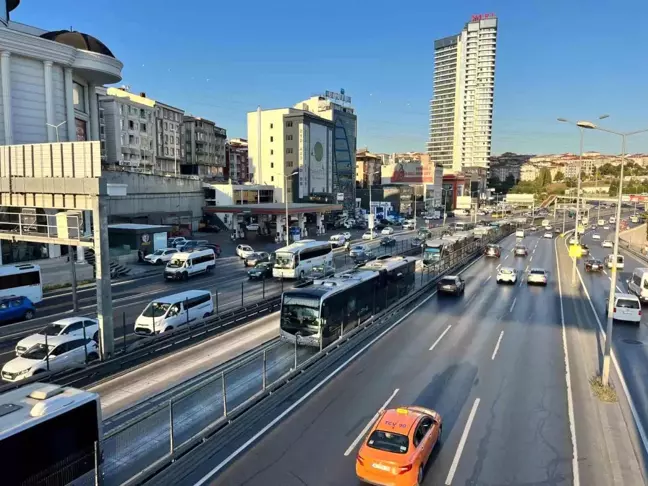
left=423, top=239, right=450, bottom=265
left=0, top=383, right=102, bottom=485
left=0, top=264, right=43, bottom=304
left=280, top=256, right=417, bottom=347
left=272, top=240, right=333, bottom=280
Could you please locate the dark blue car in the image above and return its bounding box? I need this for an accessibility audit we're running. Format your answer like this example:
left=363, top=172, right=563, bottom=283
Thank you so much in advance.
left=0, top=295, right=36, bottom=324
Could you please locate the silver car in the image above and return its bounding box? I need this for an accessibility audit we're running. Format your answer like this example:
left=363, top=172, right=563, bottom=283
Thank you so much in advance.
left=527, top=268, right=548, bottom=286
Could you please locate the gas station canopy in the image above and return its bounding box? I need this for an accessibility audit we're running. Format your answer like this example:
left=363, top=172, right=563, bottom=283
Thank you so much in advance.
left=203, top=203, right=343, bottom=215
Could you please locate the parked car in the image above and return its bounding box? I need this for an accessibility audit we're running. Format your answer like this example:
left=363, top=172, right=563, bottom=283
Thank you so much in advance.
left=15, top=317, right=99, bottom=356
left=144, top=248, right=179, bottom=265
left=246, top=222, right=260, bottom=232
left=0, top=296, right=35, bottom=325
left=247, top=262, right=274, bottom=280
left=177, top=240, right=209, bottom=252
left=236, top=244, right=255, bottom=259
left=195, top=243, right=221, bottom=256
left=245, top=251, right=271, bottom=267
left=380, top=236, right=397, bottom=247
left=167, top=237, right=188, bottom=248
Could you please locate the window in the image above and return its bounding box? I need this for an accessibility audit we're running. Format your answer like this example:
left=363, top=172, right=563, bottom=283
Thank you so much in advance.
left=120, top=119, right=124, bottom=130
left=164, top=147, right=169, bottom=155
left=286, top=148, right=293, bottom=154
left=129, top=135, right=134, bottom=144
left=286, top=134, right=293, bottom=141
left=270, top=163, right=274, bottom=168
left=270, top=136, right=274, bottom=142
left=287, top=161, right=294, bottom=168
left=270, top=123, right=274, bottom=129
left=367, top=430, right=409, bottom=454
left=140, top=123, right=147, bottom=132
left=184, top=293, right=211, bottom=310
left=164, top=122, right=168, bottom=130
left=128, top=120, right=134, bottom=130
left=73, top=82, right=86, bottom=112
left=171, top=148, right=174, bottom=156
left=271, top=176, right=274, bottom=182
left=139, top=109, right=146, bottom=118
left=286, top=121, right=293, bottom=127
left=164, top=135, right=168, bottom=143
left=270, top=149, right=274, bottom=155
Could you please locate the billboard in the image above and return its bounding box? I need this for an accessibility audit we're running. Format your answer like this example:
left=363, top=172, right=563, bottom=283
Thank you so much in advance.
left=381, top=161, right=435, bottom=185
left=299, top=122, right=330, bottom=198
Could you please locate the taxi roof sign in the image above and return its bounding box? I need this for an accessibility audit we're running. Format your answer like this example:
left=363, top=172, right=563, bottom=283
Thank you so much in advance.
left=396, top=407, right=409, bottom=415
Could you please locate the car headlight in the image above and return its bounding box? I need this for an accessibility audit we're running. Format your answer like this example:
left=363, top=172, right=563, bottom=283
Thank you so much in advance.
left=17, top=367, right=32, bottom=376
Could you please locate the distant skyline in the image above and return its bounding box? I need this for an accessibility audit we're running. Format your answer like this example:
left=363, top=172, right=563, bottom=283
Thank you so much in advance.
left=15, top=0, right=648, bottom=156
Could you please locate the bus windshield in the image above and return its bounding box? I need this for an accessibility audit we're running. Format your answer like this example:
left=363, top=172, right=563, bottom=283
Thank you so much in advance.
left=142, top=302, right=171, bottom=318
left=274, top=252, right=295, bottom=269
left=281, top=295, right=320, bottom=333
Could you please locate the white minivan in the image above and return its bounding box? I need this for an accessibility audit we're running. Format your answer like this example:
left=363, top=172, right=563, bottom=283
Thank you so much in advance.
left=329, top=234, right=347, bottom=248
left=134, top=290, right=214, bottom=335
left=605, top=254, right=625, bottom=270
left=628, top=267, right=648, bottom=302
left=606, top=293, right=642, bottom=324
left=164, top=249, right=215, bottom=281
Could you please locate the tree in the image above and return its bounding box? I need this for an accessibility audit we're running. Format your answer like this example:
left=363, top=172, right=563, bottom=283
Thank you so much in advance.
left=537, top=168, right=552, bottom=187
left=554, top=171, right=564, bottom=181
left=504, top=174, right=516, bottom=190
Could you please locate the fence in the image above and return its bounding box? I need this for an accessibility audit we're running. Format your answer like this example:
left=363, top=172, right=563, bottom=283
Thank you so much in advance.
left=92, top=226, right=512, bottom=486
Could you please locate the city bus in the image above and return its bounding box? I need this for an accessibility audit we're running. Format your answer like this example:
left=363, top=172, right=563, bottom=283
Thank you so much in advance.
left=453, top=222, right=475, bottom=232
left=272, top=239, right=333, bottom=279
left=423, top=239, right=450, bottom=265
left=0, top=263, right=43, bottom=304
left=0, top=383, right=102, bottom=485
left=280, top=256, right=416, bottom=346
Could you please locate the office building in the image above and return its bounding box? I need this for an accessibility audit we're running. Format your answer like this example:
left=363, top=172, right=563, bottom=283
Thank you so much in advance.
left=183, top=116, right=227, bottom=178
left=428, top=13, right=498, bottom=173
left=99, top=87, right=156, bottom=169
left=155, top=101, right=184, bottom=174
left=247, top=106, right=334, bottom=204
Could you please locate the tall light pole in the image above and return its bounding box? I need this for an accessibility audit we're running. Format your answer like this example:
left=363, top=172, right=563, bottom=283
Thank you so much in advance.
left=558, top=116, right=607, bottom=285
left=284, top=169, right=299, bottom=244
left=584, top=123, right=648, bottom=386
left=46, top=121, right=67, bottom=143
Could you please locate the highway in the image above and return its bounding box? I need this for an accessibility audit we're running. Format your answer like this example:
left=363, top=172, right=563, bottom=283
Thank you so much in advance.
left=171, top=231, right=581, bottom=486
left=0, top=228, right=421, bottom=372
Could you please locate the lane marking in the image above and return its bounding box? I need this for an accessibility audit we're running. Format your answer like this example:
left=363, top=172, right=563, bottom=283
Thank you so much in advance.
left=496, top=264, right=501, bottom=270
left=509, top=297, right=517, bottom=313
left=193, top=235, right=515, bottom=485
left=504, top=255, right=509, bottom=260
left=554, top=233, right=582, bottom=486
left=491, top=331, right=504, bottom=360
left=485, top=275, right=491, bottom=284
left=616, top=285, right=623, bottom=293
left=563, top=230, right=648, bottom=461
left=344, top=388, right=400, bottom=456
left=445, top=398, right=481, bottom=485
left=429, top=325, right=452, bottom=351
left=529, top=256, right=533, bottom=262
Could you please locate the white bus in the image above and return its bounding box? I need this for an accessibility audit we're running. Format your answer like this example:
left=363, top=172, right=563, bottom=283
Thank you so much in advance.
left=0, top=383, right=102, bottom=485
left=453, top=222, right=475, bottom=232
left=273, top=239, right=333, bottom=279
left=0, top=264, right=43, bottom=304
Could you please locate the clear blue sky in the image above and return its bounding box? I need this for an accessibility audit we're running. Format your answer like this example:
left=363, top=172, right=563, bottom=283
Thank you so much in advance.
left=15, top=0, right=648, bottom=156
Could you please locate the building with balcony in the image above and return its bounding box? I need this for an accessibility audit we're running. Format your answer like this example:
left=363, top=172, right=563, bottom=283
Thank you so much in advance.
left=428, top=14, right=498, bottom=173
left=183, top=116, right=227, bottom=178
left=99, top=87, right=156, bottom=169
left=356, top=149, right=382, bottom=188
left=155, top=101, right=184, bottom=174
left=226, top=138, right=250, bottom=183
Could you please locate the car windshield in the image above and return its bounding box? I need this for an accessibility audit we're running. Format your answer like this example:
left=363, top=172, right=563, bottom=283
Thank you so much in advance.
left=618, top=299, right=640, bottom=309
left=22, top=343, right=54, bottom=360
left=367, top=430, right=409, bottom=454
left=41, top=323, right=66, bottom=336
left=531, top=270, right=545, bottom=275
left=516, top=246, right=525, bottom=250
left=274, top=252, right=294, bottom=269
left=500, top=269, right=513, bottom=274
left=441, top=277, right=457, bottom=285
left=142, top=302, right=171, bottom=318
left=248, top=253, right=261, bottom=259
left=152, top=249, right=164, bottom=256
left=254, top=262, right=270, bottom=269
left=351, top=246, right=364, bottom=251
left=167, top=258, right=185, bottom=268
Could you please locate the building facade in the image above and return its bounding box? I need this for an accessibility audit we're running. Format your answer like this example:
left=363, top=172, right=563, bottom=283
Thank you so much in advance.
left=155, top=101, right=184, bottom=174
left=428, top=14, right=498, bottom=173
left=226, top=138, right=250, bottom=183
left=183, top=116, right=226, bottom=178
left=99, top=88, right=156, bottom=169
left=356, top=149, right=382, bottom=188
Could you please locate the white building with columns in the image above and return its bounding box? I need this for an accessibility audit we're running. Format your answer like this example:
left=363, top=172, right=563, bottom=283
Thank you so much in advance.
left=0, top=0, right=123, bottom=263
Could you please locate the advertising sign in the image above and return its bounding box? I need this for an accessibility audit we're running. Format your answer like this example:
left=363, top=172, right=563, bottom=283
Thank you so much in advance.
left=381, top=162, right=435, bottom=185
left=629, top=195, right=648, bottom=203
left=309, top=123, right=328, bottom=194
left=336, top=193, right=345, bottom=202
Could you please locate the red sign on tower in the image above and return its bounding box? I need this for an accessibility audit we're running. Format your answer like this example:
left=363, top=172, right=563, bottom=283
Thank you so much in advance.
left=471, top=13, right=496, bottom=22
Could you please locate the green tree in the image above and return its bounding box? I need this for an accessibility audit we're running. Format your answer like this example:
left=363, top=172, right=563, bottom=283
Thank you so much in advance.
left=537, top=168, right=552, bottom=187
left=554, top=171, right=564, bottom=181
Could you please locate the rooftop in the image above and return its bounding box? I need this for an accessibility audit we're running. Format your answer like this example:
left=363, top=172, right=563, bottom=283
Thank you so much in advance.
left=203, top=203, right=343, bottom=215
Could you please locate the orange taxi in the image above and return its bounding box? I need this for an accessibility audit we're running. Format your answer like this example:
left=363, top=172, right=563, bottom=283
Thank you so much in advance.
left=356, top=406, right=442, bottom=486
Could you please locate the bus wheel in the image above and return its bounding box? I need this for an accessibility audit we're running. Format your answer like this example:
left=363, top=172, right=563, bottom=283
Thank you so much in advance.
left=24, top=310, right=34, bottom=320
left=300, top=271, right=305, bottom=280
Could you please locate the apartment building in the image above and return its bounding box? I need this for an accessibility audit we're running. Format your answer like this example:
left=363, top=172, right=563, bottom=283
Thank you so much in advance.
left=183, top=116, right=227, bottom=178
left=155, top=102, right=184, bottom=174
left=226, top=138, right=250, bottom=183
left=99, top=87, right=156, bottom=169
left=356, top=149, right=382, bottom=187
left=428, top=14, right=498, bottom=173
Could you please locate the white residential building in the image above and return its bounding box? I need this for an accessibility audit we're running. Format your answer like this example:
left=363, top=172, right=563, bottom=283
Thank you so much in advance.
left=155, top=101, right=184, bottom=174
left=428, top=14, right=498, bottom=173
left=99, top=88, right=156, bottom=169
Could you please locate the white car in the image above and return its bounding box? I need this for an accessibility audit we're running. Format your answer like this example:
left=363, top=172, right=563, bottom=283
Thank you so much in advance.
left=342, top=231, right=352, bottom=240
left=2, top=335, right=98, bottom=382
left=496, top=267, right=517, bottom=284
left=605, top=254, right=624, bottom=269
left=527, top=268, right=548, bottom=286
left=543, top=232, right=553, bottom=239
left=236, top=244, right=255, bottom=259
left=602, top=240, right=613, bottom=248
left=15, top=317, right=99, bottom=356
left=343, top=219, right=356, bottom=229
left=568, top=237, right=579, bottom=245
left=381, top=227, right=394, bottom=235
left=246, top=223, right=260, bottom=232
left=603, top=225, right=610, bottom=230
left=606, top=293, right=641, bottom=324
left=544, top=225, right=552, bottom=231
left=530, top=225, right=537, bottom=231
left=144, top=248, right=179, bottom=265
left=592, top=233, right=601, bottom=240
left=362, top=231, right=376, bottom=240
left=168, top=237, right=188, bottom=248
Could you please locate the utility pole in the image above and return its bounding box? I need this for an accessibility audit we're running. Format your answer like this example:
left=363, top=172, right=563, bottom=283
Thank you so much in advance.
left=571, top=127, right=585, bottom=286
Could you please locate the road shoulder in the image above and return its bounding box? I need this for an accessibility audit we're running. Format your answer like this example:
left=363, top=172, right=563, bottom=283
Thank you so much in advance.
left=556, top=235, right=646, bottom=485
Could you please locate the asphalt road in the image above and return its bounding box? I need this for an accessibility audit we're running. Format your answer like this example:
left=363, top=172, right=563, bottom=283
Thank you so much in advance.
left=176, top=231, right=577, bottom=486
left=572, top=215, right=648, bottom=449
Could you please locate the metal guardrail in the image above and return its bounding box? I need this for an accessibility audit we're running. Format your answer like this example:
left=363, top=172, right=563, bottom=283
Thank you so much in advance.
left=100, top=228, right=514, bottom=486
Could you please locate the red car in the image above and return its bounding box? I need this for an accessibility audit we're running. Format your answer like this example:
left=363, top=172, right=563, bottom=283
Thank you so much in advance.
left=484, top=244, right=501, bottom=258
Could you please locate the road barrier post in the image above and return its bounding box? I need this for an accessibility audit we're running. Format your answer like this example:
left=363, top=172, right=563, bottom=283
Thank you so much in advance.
left=94, top=441, right=103, bottom=486
left=241, top=282, right=244, bottom=308
left=221, top=371, right=227, bottom=417
left=123, top=312, right=127, bottom=353
left=185, top=298, right=189, bottom=327
left=169, top=399, right=175, bottom=455
left=281, top=276, right=284, bottom=293
left=82, top=322, right=88, bottom=363
left=45, top=332, right=50, bottom=371
left=294, top=333, right=299, bottom=369
left=262, top=277, right=265, bottom=299
left=262, top=349, right=267, bottom=390
left=215, top=292, right=219, bottom=315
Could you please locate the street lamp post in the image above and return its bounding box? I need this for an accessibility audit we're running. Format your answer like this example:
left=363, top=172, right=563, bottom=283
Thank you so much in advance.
left=284, top=170, right=299, bottom=244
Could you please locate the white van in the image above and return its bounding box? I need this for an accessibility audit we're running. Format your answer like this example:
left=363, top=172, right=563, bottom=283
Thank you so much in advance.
left=515, top=229, right=525, bottom=238
left=134, top=290, right=214, bottom=335
left=609, top=216, right=616, bottom=224
left=628, top=267, right=648, bottom=302
left=605, top=254, right=624, bottom=269
left=631, top=215, right=640, bottom=224
left=164, top=249, right=215, bottom=281
left=606, top=293, right=642, bottom=324
left=329, top=234, right=346, bottom=248
left=598, top=219, right=605, bottom=226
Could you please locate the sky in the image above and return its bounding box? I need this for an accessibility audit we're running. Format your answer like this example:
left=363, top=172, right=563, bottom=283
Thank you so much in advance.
left=15, top=0, right=648, bottom=156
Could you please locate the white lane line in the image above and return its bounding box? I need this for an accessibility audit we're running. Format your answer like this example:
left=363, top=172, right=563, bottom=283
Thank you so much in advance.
left=554, top=235, right=582, bottom=486
left=504, top=255, right=509, bottom=260
left=429, top=325, right=452, bottom=351
left=496, top=264, right=501, bottom=270
left=344, top=388, right=400, bottom=456
left=532, top=248, right=536, bottom=254
left=193, top=250, right=494, bottom=485
left=509, top=297, right=517, bottom=313
left=485, top=275, right=492, bottom=284
left=529, top=256, right=533, bottom=262
left=445, top=398, right=481, bottom=485
left=616, top=285, right=623, bottom=293
left=491, top=331, right=504, bottom=360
